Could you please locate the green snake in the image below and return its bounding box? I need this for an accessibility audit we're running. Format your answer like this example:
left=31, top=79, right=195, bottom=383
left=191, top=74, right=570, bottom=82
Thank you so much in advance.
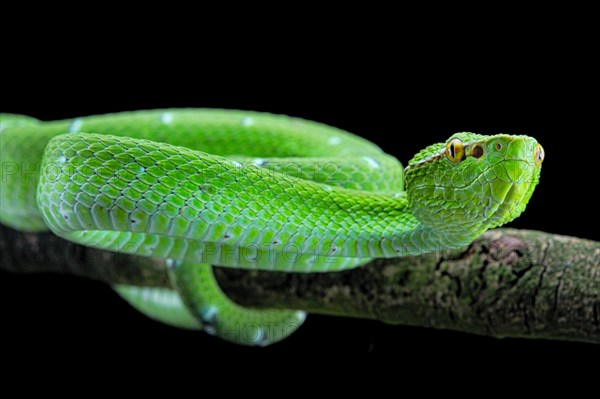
left=0, top=109, right=544, bottom=346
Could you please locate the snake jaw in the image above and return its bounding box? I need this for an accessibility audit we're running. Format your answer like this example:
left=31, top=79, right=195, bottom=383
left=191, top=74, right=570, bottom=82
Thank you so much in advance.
left=486, top=160, right=541, bottom=228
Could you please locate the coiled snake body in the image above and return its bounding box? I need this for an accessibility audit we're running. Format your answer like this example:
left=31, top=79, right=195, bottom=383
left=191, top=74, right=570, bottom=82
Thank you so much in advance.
left=0, top=110, right=543, bottom=345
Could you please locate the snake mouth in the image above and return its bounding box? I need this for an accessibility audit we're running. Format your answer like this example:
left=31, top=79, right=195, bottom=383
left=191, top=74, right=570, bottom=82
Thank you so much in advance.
left=494, top=159, right=537, bottom=184
left=409, top=158, right=536, bottom=193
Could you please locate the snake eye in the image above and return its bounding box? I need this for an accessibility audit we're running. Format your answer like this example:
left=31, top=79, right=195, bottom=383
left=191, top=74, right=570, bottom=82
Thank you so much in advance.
left=534, top=143, right=544, bottom=165
left=445, top=138, right=465, bottom=163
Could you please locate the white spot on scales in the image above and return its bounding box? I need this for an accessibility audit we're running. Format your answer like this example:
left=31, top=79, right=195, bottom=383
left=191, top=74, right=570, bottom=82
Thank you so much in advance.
left=327, top=137, right=341, bottom=145
left=241, top=117, right=254, bottom=126
left=362, top=156, right=380, bottom=168
left=200, top=305, right=218, bottom=321
left=160, top=113, right=173, bottom=124
left=68, top=118, right=83, bottom=133
left=295, top=311, right=307, bottom=322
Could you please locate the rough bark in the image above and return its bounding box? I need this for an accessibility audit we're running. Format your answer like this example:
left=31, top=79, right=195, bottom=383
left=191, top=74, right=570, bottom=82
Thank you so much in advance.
left=1, top=225, right=598, bottom=344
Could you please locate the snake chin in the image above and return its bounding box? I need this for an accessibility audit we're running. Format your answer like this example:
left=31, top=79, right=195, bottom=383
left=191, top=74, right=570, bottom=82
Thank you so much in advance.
left=486, top=165, right=540, bottom=228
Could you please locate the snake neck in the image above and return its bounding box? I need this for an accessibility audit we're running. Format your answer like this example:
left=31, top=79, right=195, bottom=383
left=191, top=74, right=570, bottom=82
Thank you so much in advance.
left=308, top=190, right=478, bottom=258
left=383, top=222, right=475, bottom=257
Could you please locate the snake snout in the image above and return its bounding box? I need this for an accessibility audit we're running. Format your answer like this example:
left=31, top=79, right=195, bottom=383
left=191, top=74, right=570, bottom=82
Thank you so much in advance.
left=488, top=135, right=543, bottom=165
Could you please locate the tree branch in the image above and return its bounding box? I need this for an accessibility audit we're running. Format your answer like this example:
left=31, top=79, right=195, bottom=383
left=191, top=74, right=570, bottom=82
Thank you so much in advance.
left=1, top=225, right=598, bottom=344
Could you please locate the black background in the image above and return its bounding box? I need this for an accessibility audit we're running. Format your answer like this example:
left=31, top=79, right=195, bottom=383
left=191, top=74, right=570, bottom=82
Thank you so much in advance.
left=1, top=37, right=598, bottom=377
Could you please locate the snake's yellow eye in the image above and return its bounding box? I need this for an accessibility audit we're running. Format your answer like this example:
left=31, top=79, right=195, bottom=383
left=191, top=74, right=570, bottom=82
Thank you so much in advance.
left=445, top=138, right=465, bottom=163
left=534, top=143, right=544, bottom=165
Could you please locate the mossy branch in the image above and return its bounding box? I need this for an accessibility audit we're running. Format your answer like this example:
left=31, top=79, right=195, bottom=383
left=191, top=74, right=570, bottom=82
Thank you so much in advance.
left=1, top=225, right=598, bottom=344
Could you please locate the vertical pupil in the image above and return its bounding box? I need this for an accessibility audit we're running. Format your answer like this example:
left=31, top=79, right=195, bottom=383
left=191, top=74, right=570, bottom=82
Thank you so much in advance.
left=450, top=143, right=455, bottom=158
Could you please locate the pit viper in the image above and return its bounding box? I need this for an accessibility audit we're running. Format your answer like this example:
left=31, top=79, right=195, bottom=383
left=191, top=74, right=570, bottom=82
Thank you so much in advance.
left=0, top=109, right=544, bottom=345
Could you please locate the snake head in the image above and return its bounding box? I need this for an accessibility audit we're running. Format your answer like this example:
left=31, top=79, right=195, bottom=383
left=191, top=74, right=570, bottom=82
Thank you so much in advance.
left=404, top=132, right=543, bottom=245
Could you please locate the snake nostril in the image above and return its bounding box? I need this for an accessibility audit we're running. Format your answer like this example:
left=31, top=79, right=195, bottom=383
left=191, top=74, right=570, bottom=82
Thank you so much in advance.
left=495, top=142, right=503, bottom=150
